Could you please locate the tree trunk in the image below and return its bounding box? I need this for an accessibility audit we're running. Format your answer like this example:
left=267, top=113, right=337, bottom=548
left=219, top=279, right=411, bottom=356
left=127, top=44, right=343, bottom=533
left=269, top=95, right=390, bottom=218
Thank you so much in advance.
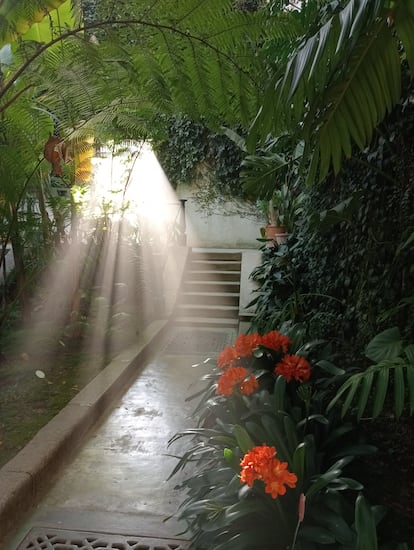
left=9, top=205, right=31, bottom=323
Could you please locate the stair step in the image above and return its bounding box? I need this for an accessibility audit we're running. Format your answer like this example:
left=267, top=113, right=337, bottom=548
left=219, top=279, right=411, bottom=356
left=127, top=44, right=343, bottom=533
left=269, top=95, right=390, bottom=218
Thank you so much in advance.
left=182, top=280, right=240, bottom=293
left=185, top=270, right=241, bottom=282
left=190, top=252, right=242, bottom=262
left=173, top=316, right=239, bottom=328
left=176, top=304, right=239, bottom=319
left=188, top=260, right=241, bottom=271
left=179, top=292, right=240, bottom=306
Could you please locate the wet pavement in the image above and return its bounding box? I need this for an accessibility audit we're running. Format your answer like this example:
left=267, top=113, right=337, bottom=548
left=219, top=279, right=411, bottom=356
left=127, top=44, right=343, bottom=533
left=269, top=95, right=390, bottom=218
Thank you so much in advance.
left=5, top=325, right=237, bottom=550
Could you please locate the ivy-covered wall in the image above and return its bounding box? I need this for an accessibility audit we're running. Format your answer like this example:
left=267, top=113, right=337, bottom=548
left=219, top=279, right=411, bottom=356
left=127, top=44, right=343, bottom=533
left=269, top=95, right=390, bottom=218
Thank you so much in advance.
left=153, top=115, right=244, bottom=199
left=251, top=79, right=414, bottom=360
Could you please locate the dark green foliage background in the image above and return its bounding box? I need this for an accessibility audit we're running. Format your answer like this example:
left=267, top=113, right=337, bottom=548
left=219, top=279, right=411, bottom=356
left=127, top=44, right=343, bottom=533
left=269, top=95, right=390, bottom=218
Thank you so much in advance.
left=252, top=80, right=414, bottom=361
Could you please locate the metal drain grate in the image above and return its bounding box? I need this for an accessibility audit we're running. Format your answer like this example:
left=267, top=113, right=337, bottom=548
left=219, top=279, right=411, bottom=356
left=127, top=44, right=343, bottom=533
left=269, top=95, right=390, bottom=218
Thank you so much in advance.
left=163, top=328, right=233, bottom=354
left=17, top=528, right=189, bottom=550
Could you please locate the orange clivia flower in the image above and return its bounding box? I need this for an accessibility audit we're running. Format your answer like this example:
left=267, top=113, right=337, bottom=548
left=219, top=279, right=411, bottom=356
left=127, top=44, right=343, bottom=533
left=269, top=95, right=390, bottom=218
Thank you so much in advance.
left=217, top=366, right=258, bottom=396
left=217, top=345, right=238, bottom=369
left=259, top=330, right=292, bottom=354
left=275, top=354, right=311, bottom=383
left=263, top=460, right=298, bottom=498
left=240, top=375, right=259, bottom=396
left=233, top=333, right=262, bottom=357
left=240, top=444, right=297, bottom=499
left=240, top=445, right=277, bottom=486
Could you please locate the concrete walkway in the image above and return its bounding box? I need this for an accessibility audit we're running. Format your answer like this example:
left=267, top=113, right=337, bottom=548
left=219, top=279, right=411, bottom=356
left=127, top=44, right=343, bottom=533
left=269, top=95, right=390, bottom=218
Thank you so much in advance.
left=2, top=322, right=237, bottom=549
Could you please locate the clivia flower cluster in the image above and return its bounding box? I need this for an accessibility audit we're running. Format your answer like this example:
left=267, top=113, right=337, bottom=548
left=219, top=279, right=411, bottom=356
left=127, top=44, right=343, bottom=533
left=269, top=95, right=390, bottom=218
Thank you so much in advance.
left=240, top=444, right=297, bottom=499
left=216, top=331, right=311, bottom=396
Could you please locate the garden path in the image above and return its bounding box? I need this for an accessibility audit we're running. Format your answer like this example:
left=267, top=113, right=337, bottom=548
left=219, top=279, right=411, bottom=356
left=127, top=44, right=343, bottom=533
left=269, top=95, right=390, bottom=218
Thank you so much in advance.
left=5, top=325, right=237, bottom=550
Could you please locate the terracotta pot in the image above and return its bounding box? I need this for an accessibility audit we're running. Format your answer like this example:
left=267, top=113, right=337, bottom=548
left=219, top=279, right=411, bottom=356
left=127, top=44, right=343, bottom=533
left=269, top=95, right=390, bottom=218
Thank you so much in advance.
left=264, top=224, right=288, bottom=245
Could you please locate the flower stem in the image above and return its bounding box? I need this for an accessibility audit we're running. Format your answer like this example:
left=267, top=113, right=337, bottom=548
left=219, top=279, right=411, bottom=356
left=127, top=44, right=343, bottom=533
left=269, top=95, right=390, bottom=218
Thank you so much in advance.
left=290, top=518, right=301, bottom=550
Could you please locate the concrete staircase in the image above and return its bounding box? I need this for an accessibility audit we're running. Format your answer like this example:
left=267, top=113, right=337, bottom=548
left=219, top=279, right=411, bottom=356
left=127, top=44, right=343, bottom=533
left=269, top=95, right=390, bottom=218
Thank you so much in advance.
left=174, top=250, right=241, bottom=328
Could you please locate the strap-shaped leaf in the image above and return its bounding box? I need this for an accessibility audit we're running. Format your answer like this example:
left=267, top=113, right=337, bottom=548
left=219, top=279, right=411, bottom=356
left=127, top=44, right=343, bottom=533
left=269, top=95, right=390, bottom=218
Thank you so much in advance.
left=306, top=21, right=401, bottom=182
left=356, top=370, right=374, bottom=421
left=233, top=424, right=254, bottom=454
left=355, top=494, right=378, bottom=550
left=394, top=365, right=405, bottom=419
left=306, top=469, right=343, bottom=498
left=341, top=375, right=361, bottom=417
left=273, top=374, right=287, bottom=412
left=293, top=442, right=305, bottom=479
left=299, top=525, right=336, bottom=544
left=406, top=364, right=414, bottom=415
left=327, top=373, right=363, bottom=412
left=261, top=414, right=292, bottom=463
left=372, top=366, right=389, bottom=418
left=311, top=505, right=354, bottom=545
left=404, top=343, right=414, bottom=364
left=283, top=413, right=298, bottom=452
left=395, top=1, right=414, bottom=74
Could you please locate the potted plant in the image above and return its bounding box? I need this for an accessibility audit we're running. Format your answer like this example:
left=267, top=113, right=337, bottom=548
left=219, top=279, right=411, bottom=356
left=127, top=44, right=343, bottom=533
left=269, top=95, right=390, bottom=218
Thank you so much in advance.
left=257, top=192, right=288, bottom=245
left=258, top=183, right=305, bottom=245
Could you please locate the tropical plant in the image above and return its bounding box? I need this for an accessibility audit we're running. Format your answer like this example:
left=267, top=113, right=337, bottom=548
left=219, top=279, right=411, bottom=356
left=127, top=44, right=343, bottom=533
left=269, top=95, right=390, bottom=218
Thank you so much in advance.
left=0, top=0, right=264, bottom=332
left=249, top=0, right=414, bottom=183
left=168, top=328, right=409, bottom=549
left=328, top=327, right=414, bottom=421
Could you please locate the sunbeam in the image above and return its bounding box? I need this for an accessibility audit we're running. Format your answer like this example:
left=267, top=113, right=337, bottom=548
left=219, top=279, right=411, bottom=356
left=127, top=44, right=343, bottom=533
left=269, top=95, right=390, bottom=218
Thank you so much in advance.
left=17, top=142, right=188, bottom=387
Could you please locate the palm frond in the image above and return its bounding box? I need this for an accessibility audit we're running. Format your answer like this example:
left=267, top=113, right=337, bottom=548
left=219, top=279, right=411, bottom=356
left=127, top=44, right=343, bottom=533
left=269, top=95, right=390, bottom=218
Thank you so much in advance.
left=304, top=21, right=401, bottom=182
left=327, top=357, right=414, bottom=420
left=251, top=0, right=414, bottom=181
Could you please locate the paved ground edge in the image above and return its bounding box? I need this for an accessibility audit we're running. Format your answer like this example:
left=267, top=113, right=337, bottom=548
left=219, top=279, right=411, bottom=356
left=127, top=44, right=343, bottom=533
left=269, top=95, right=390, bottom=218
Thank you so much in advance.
left=0, top=319, right=171, bottom=549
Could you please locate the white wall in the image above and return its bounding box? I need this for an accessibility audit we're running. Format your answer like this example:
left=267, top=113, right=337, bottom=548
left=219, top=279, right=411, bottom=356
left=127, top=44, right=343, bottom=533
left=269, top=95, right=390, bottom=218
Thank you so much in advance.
left=177, top=185, right=264, bottom=249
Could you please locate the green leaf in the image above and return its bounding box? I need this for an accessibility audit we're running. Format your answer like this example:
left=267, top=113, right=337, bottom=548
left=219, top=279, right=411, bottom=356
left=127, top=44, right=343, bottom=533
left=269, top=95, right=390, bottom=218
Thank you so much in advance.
left=273, top=374, right=286, bottom=411
left=233, top=424, right=255, bottom=454
left=332, top=476, right=363, bottom=491
left=404, top=344, right=414, bottom=364
left=297, top=414, right=329, bottom=428
left=406, top=364, right=414, bottom=415
left=365, top=327, right=403, bottom=362
left=394, top=365, right=405, bottom=419
left=20, top=0, right=74, bottom=43
left=299, top=525, right=336, bottom=544
left=395, top=2, right=414, bottom=74
left=261, top=415, right=292, bottom=463
left=283, top=413, right=298, bottom=451
left=332, top=444, right=377, bottom=459
left=356, top=371, right=374, bottom=421
left=341, top=376, right=360, bottom=417
left=293, top=442, right=306, bottom=480
left=316, top=359, right=345, bottom=376
left=0, top=0, right=68, bottom=46
left=372, top=367, right=390, bottom=418
left=355, top=494, right=378, bottom=550
left=311, top=506, right=354, bottom=545
left=306, top=469, right=342, bottom=498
